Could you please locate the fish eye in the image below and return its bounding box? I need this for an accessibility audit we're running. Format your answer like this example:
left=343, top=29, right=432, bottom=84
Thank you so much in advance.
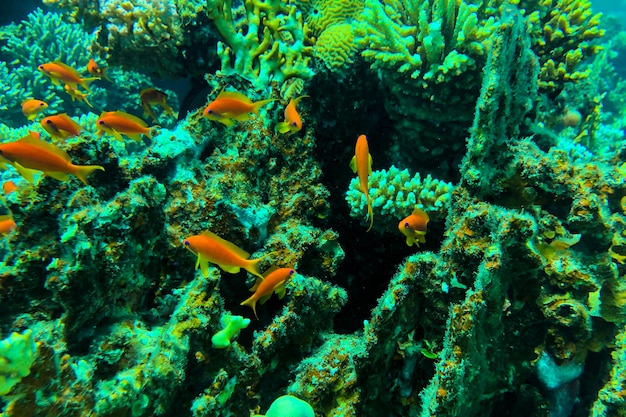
left=38, top=65, right=44, bottom=70
left=98, top=120, right=105, bottom=125
left=404, top=222, right=410, bottom=228
left=183, top=240, right=190, bottom=246
left=291, top=122, right=297, bottom=126
left=289, top=269, right=295, bottom=275
left=207, top=109, right=213, bottom=114
left=45, top=119, right=53, bottom=125
left=39, top=102, right=45, bottom=106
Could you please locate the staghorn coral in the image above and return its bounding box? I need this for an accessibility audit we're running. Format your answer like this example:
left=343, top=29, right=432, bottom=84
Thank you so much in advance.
left=0, top=9, right=174, bottom=131
left=519, top=0, right=605, bottom=95
left=0, top=9, right=95, bottom=127
left=42, top=0, right=187, bottom=77
left=353, top=0, right=501, bottom=160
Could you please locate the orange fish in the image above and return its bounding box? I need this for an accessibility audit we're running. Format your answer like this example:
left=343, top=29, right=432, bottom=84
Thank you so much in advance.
left=140, top=88, right=174, bottom=123
left=349, top=134, right=373, bottom=231
left=87, top=58, right=111, bottom=81
left=64, top=85, right=93, bottom=108
left=0, top=131, right=104, bottom=184
left=276, top=95, right=308, bottom=134
left=2, top=181, right=18, bottom=195
left=398, top=208, right=430, bottom=247
left=96, top=111, right=152, bottom=142
left=21, top=99, right=48, bottom=121
left=203, top=91, right=275, bottom=126
left=0, top=213, right=17, bottom=235
left=38, top=61, right=98, bottom=91
left=41, top=114, right=82, bottom=140
left=240, top=267, right=295, bottom=319
left=183, top=231, right=265, bottom=279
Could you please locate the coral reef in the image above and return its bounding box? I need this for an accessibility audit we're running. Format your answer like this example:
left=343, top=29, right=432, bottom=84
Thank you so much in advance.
left=0, top=0, right=624, bottom=416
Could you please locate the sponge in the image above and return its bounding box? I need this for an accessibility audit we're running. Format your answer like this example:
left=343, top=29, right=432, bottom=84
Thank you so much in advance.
left=0, top=329, right=37, bottom=395
left=254, top=395, right=314, bottom=417
left=211, top=315, right=250, bottom=349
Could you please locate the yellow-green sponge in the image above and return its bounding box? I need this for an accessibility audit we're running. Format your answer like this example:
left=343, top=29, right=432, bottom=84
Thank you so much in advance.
left=0, top=329, right=37, bottom=396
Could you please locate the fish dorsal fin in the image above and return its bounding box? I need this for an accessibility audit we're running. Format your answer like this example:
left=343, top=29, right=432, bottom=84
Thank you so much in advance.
left=108, top=111, right=148, bottom=128
left=249, top=277, right=263, bottom=292
left=412, top=208, right=430, bottom=223
left=52, top=61, right=81, bottom=77
left=201, top=230, right=250, bottom=259
left=368, top=153, right=373, bottom=175
left=292, top=95, right=309, bottom=106
left=56, top=113, right=81, bottom=131
left=263, top=265, right=279, bottom=278
left=216, top=91, right=252, bottom=104
left=18, top=132, right=71, bottom=162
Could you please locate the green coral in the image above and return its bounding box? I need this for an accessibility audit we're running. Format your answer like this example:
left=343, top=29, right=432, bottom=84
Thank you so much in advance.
left=0, top=9, right=94, bottom=127
left=352, top=0, right=502, bottom=153
left=519, top=0, right=605, bottom=95
left=355, top=0, right=496, bottom=82
left=346, top=166, right=454, bottom=232
left=207, top=0, right=314, bottom=91
left=0, top=330, right=37, bottom=396
left=313, top=23, right=359, bottom=71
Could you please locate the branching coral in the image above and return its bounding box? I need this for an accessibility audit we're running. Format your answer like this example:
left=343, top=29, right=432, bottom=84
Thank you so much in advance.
left=207, top=0, right=314, bottom=91
left=352, top=0, right=502, bottom=152
left=355, top=0, right=497, bottom=82
left=346, top=166, right=454, bottom=233
left=0, top=9, right=94, bottom=127
left=518, top=0, right=605, bottom=95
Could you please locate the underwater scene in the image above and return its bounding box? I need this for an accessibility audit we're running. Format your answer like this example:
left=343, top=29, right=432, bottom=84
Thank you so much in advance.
left=0, top=0, right=625, bottom=416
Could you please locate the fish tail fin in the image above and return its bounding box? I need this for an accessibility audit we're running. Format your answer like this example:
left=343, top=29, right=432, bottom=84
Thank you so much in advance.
left=240, top=296, right=259, bottom=320
left=246, top=257, right=266, bottom=280
left=80, top=77, right=99, bottom=92
left=366, top=197, right=373, bottom=232
left=251, top=98, right=276, bottom=115
left=73, top=164, right=105, bottom=185
left=147, top=126, right=160, bottom=140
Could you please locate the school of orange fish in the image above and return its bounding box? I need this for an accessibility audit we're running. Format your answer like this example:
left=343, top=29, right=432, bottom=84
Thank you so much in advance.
left=1, top=59, right=431, bottom=319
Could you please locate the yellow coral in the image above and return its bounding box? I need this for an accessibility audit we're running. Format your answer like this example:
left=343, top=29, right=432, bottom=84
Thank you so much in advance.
left=520, top=0, right=604, bottom=93
left=296, top=0, right=363, bottom=38
left=314, top=24, right=358, bottom=71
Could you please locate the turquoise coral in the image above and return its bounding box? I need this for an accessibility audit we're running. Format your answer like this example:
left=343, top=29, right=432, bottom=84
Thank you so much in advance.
left=346, top=166, right=454, bottom=232
left=207, top=0, right=314, bottom=91
left=0, top=9, right=95, bottom=127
